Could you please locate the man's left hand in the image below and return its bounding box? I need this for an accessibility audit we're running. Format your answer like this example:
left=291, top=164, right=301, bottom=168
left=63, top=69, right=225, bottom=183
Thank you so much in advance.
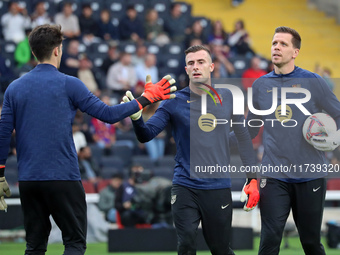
left=240, top=179, right=260, bottom=212
left=311, top=130, right=340, bottom=152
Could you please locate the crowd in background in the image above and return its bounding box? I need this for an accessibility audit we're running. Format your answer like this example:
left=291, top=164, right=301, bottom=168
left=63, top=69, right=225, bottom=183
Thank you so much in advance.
left=0, top=0, right=339, bottom=227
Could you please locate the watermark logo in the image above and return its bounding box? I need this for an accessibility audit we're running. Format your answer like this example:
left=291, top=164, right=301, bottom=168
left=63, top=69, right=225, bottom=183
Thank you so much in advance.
left=198, top=113, right=217, bottom=132
left=197, top=83, right=223, bottom=132
left=198, top=84, right=311, bottom=131
left=275, top=105, right=293, bottom=122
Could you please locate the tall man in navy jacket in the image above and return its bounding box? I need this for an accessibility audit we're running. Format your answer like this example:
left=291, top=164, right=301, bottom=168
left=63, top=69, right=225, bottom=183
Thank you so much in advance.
left=0, top=24, right=176, bottom=255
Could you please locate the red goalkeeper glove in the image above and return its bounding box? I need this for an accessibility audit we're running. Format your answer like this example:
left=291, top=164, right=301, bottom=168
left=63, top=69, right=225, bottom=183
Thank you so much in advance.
left=240, top=178, right=259, bottom=212
left=135, top=75, right=176, bottom=109
left=0, top=166, right=11, bottom=211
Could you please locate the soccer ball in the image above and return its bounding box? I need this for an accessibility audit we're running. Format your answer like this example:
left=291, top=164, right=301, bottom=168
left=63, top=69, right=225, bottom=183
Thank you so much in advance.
left=302, top=113, right=337, bottom=145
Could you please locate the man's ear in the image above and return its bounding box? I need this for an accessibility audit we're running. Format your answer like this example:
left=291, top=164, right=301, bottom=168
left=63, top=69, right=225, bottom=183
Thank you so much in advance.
left=54, top=47, right=59, bottom=56
left=292, top=48, right=299, bottom=59
left=210, top=62, right=215, bottom=73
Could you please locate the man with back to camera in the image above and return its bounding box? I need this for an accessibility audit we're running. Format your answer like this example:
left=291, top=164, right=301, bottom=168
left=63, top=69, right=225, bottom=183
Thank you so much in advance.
left=233, top=26, right=340, bottom=255
left=122, top=45, right=260, bottom=255
left=0, top=24, right=176, bottom=255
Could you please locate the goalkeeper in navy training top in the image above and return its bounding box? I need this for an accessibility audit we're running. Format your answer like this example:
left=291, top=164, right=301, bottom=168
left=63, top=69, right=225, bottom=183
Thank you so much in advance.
left=233, top=26, right=340, bottom=255
left=0, top=24, right=176, bottom=255
left=121, top=45, right=260, bottom=255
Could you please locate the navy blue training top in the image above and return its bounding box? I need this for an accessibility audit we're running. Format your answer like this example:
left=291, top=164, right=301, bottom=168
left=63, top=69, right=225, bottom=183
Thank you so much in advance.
left=247, top=66, right=340, bottom=182
left=0, top=64, right=140, bottom=181
left=133, top=86, right=256, bottom=190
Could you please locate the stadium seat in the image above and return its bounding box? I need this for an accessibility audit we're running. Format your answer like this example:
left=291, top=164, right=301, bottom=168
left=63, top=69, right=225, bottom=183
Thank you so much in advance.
left=0, top=1, right=8, bottom=16
left=101, top=155, right=124, bottom=169
left=327, top=179, right=340, bottom=190
left=4, top=156, right=18, bottom=185
left=1, top=40, right=16, bottom=55
left=105, top=0, right=126, bottom=24
left=144, top=42, right=161, bottom=56
left=152, top=166, right=173, bottom=180
left=97, top=179, right=111, bottom=192
left=157, top=155, right=175, bottom=168
left=148, top=0, right=171, bottom=21
left=100, top=166, right=122, bottom=179
left=158, top=54, right=184, bottom=81
left=229, top=56, right=251, bottom=78
left=161, top=42, right=184, bottom=56
left=118, top=41, right=137, bottom=54
left=112, top=145, right=133, bottom=167
left=89, top=144, right=104, bottom=164
left=131, top=155, right=155, bottom=169
left=82, top=180, right=96, bottom=193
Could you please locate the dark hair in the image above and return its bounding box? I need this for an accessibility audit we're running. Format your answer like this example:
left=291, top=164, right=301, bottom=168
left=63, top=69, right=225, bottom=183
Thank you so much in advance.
left=184, top=45, right=211, bottom=56
left=28, top=24, right=63, bottom=62
left=274, top=26, right=301, bottom=49
left=82, top=3, right=91, bottom=10
left=111, top=173, right=124, bottom=180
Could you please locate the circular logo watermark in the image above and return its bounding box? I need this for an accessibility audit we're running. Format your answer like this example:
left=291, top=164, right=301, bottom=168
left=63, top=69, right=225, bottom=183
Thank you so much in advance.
left=275, top=105, right=293, bottom=122
left=198, top=113, right=217, bottom=132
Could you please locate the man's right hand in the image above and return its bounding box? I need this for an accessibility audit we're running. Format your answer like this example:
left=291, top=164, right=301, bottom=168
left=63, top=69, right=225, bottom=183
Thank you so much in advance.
left=135, top=75, right=176, bottom=109
left=0, top=166, right=11, bottom=211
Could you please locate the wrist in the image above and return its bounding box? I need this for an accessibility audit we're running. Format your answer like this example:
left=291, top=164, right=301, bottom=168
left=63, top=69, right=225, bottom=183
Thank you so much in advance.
left=135, top=96, right=151, bottom=109
left=0, top=166, right=5, bottom=177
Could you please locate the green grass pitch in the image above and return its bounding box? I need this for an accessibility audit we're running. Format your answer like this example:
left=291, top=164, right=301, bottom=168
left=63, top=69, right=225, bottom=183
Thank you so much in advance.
left=0, top=237, right=339, bottom=255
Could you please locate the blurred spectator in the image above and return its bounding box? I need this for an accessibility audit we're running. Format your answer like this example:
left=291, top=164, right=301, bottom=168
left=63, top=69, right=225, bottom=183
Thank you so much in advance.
left=90, top=95, right=116, bottom=154
left=115, top=164, right=149, bottom=227
left=212, top=57, right=228, bottom=79
left=97, top=9, right=119, bottom=41
left=14, top=29, right=37, bottom=69
left=241, top=56, right=267, bottom=91
left=9, top=131, right=17, bottom=156
left=119, top=5, right=144, bottom=42
left=73, top=110, right=94, bottom=144
left=78, top=146, right=101, bottom=184
left=211, top=43, right=235, bottom=77
left=228, top=19, right=254, bottom=57
left=135, top=53, right=158, bottom=96
left=315, top=64, right=335, bottom=91
left=106, top=52, right=137, bottom=97
left=142, top=102, right=166, bottom=163
left=98, top=173, right=124, bottom=223
left=100, top=40, right=120, bottom=75
left=1, top=1, right=31, bottom=43
left=188, top=38, right=203, bottom=47
left=31, top=1, right=52, bottom=28
left=0, top=49, right=16, bottom=92
left=79, top=4, right=100, bottom=45
left=331, top=147, right=340, bottom=165
left=77, top=53, right=98, bottom=93
left=185, top=20, right=208, bottom=48
left=208, top=20, right=228, bottom=46
left=144, top=9, right=169, bottom=46
left=59, top=39, right=80, bottom=77
left=72, top=123, right=87, bottom=153
left=131, top=44, right=147, bottom=66
left=164, top=3, right=189, bottom=43
left=54, top=2, right=80, bottom=40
